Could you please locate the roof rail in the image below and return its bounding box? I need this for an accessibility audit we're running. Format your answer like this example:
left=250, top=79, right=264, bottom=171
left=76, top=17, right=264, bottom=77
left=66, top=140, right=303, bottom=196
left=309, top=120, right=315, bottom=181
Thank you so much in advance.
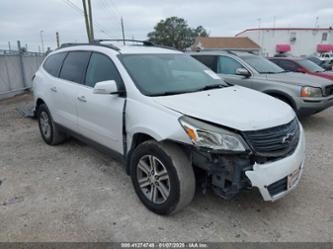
left=58, top=39, right=180, bottom=52
left=95, top=39, right=180, bottom=51
left=94, top=39, right=154, bottom=46
left=199, top=48, right=259, bottom=55
left=58, top=42, right=120, bottom=51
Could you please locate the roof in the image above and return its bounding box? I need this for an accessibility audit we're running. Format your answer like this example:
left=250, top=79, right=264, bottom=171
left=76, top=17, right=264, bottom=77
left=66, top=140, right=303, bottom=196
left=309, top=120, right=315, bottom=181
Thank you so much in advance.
left=191, top=37, right=260, bottom=50
left=235, top=27, right=333, bottom=36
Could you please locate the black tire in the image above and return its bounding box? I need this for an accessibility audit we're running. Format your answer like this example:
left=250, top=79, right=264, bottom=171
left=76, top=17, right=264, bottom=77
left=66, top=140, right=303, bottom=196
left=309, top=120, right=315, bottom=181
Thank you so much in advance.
left=130, top=140, right=195, bottom=215
left=37, top=104, right=67, bottom=145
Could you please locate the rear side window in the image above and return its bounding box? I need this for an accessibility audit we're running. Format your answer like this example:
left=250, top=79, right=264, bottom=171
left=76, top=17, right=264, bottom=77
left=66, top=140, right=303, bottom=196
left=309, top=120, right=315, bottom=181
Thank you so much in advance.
left=85, top=53, right=123, bottom=88
left=43, top=53, right=67, bottom=77
left=218, top=56, right=244, bottom=74
left=59, top=51, right=91, bottom=83
left=191, top=55, right=218, bottom=72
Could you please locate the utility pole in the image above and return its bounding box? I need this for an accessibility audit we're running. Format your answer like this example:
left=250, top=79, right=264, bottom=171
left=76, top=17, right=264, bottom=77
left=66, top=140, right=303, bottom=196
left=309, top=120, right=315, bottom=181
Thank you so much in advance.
left=87, top=0, right=94, bottom=42
left=121, top=17, right=126, bottom=45
left=56, top=32, right=60, bottom=48
left=82, top=0, right=91, bottom=42
left=82, top=0, right=94, bottom=43
left=40, top=30, right=45, bottom=53
left=8, top=41, right=11, bottom=51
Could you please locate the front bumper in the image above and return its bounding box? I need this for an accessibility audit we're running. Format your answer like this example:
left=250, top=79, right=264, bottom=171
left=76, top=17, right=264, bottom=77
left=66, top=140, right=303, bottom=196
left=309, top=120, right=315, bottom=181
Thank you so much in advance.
left=297, top=95, right=333, bottom=116
left=245, top=126, right=305, bottom=201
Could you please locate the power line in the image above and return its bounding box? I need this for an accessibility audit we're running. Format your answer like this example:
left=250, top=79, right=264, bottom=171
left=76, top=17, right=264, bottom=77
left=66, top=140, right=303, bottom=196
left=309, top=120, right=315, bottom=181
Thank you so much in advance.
left=61, top=0, right=113, bottom=38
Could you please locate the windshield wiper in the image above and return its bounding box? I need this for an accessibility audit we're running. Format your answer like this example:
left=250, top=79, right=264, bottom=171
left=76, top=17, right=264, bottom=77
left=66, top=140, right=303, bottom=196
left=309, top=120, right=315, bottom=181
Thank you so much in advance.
left=149, top=84, right=226, bottom=97
left=195, top=83, right=226, bottom=91
left=149, top=90, right=193, bottom=97
left=260, top=71, right=279, bottom=74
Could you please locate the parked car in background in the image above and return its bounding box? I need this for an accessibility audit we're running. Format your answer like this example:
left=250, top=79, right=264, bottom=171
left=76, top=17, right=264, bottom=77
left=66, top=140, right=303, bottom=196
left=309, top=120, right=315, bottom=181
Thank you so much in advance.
left=307, top=56, right=333, bottom=71
left=319, top=52, right=333, bottom=62
left=269, top=57, right=333, bottom=81
left=190, top=51, right=333, bottom=116
left=33, top=40, right=305, bottom=215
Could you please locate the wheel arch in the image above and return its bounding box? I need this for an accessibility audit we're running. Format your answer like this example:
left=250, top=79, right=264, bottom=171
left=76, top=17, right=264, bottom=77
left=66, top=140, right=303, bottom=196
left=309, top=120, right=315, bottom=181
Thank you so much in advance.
left=126, top=132, right=157, bottom=175
left=263, top=90, right=297, bottom=110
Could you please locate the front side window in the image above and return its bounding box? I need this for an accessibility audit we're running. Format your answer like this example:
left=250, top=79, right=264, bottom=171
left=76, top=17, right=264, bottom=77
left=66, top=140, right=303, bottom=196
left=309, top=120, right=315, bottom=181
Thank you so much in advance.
left=120, top=54, right=227, bottom=96
left=191, top=55, right=218, bottom=72
left=218, top=56, right=244, bottom=74
left=242, top=55, right=284, bottom=74
left=59, top=51, right=91, bottom=83
left=43, top=52, right=67, bottom=77
left=85, top=53, right=123, bottom=88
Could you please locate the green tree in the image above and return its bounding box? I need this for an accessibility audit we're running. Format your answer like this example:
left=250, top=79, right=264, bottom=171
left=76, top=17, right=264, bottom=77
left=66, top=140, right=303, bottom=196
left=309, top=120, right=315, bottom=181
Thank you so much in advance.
left=147, top=17, right=209, bottom=50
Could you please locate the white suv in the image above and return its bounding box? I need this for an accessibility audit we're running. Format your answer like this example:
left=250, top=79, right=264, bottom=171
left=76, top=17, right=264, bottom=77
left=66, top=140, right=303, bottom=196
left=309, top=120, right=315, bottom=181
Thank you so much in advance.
left=33, top=40, right=305, bottom=215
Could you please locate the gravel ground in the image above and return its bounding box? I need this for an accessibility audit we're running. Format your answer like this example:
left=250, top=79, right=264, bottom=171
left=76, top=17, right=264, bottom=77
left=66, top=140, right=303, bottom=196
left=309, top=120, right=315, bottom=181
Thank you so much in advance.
left=0, top=93, right=332, bottom=242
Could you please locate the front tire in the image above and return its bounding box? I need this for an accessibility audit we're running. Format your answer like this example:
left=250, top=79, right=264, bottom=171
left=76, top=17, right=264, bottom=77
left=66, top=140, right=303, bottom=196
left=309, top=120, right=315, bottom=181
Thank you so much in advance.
left=37, top=104, right=67, bottom=145
left=130, top=140, right=195, bottom=215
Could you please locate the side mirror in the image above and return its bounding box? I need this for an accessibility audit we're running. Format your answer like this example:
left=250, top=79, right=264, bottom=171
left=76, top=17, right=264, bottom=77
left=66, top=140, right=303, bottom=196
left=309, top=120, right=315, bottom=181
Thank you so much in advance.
left=236, top=68, right=251, bottom=77
left=93, top=80, right=120, bottom=95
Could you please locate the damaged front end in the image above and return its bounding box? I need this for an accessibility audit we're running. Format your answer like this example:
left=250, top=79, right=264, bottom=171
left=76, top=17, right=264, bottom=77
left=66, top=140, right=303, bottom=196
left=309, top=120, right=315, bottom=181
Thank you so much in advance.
left=192, top=148, right=253, bottom=199
left=188, top=117, right=303, bottom=201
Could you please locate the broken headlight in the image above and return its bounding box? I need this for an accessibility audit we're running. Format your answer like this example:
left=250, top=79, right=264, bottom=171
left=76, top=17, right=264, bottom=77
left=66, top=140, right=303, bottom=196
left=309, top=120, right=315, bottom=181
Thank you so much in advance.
left=179, top=116, right=248, bottom=152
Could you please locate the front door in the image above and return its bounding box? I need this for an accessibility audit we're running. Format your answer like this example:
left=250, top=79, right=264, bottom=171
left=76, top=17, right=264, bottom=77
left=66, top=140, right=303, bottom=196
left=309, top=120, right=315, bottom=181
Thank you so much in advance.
left=217, top=55, right=254, bottom=88
left=76, top=52, right=125, bottom=154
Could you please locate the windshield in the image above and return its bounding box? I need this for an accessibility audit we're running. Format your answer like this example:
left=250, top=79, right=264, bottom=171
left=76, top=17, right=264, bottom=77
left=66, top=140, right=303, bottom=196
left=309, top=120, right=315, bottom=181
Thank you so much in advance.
left=298, top=59, right=325, bottom=72
left=241, top=55, right=285, bottom=74
left=119, top=54, right=228, bottom=96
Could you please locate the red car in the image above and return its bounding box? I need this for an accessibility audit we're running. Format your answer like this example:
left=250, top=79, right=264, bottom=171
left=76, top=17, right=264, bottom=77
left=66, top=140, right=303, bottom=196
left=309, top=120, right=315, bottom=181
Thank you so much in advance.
left=269, top=57, right=333, bottom=81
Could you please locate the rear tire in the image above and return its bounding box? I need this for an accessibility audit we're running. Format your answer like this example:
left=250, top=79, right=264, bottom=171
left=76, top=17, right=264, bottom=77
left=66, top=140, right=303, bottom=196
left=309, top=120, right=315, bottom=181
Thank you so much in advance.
left=130, top=140, right=195, bottom=215
left=37, top=104, right=67, bottom=145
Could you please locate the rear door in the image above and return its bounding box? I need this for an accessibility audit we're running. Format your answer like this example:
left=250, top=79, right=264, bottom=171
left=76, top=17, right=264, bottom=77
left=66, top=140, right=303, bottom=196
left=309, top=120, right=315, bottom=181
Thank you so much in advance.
left=40, top=52, right=67, bottom=120
left=55, top=51, right=91, bottom=130
left=77, top=52, right=125, bottom=153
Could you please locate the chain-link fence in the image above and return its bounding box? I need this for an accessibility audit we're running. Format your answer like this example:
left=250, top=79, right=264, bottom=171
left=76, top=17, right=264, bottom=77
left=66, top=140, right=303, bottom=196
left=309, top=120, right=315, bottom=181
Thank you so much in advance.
left=0, top=49, right=45, bottom=100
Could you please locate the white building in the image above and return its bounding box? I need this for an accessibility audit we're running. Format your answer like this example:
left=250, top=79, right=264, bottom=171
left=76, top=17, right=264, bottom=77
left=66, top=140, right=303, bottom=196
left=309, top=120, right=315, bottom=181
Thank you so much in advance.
left=235, top=27, right=333, bottom=57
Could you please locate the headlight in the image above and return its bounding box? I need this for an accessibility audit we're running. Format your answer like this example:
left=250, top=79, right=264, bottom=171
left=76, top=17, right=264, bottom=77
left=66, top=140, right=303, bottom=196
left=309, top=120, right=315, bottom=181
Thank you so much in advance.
left=301, top=86, right=323, bottom=97
left=179, top=116, right=247, bottom=151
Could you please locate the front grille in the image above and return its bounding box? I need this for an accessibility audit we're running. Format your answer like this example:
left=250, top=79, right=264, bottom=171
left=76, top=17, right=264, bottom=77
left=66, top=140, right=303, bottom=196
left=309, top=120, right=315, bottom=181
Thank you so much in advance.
left=243, top=118, right=300, bottom=159
left=267, top=177, right=287, bottom=196
left=325, top=85, right=333, bottom=96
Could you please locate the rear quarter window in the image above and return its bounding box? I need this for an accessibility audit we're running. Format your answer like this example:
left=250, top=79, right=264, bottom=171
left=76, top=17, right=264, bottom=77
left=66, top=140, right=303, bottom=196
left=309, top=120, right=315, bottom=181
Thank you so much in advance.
left=43, top=52, right=67, bottom=77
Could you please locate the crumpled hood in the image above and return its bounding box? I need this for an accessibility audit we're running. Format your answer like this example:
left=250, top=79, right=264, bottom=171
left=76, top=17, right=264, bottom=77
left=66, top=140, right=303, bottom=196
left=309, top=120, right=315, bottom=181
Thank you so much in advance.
left=262, top=72, right=332, bottom=88
left=153, top=86, right=295, bottom=131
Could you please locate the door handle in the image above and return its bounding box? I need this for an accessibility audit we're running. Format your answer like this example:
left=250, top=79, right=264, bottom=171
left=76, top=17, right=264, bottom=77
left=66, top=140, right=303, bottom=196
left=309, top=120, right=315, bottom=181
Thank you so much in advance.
left=50, top=87, right=57, bottom=92
left=77, top=96, right=87, bottom=103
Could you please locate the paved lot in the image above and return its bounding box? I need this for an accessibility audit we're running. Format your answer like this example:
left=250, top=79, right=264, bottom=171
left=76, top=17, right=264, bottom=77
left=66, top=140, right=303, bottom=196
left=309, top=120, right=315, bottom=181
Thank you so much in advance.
left=0, top=93, right=332, bottom=242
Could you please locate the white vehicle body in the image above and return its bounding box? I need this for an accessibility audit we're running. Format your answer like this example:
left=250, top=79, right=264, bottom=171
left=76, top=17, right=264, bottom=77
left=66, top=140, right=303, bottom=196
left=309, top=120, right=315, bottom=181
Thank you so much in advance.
left=33, top=41, right=305, bottom=214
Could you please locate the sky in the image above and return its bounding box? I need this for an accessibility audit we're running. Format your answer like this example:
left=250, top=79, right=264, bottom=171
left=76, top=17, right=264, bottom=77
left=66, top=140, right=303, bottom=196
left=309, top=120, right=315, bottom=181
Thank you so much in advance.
left=0, top=0, right=332, bottom=52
